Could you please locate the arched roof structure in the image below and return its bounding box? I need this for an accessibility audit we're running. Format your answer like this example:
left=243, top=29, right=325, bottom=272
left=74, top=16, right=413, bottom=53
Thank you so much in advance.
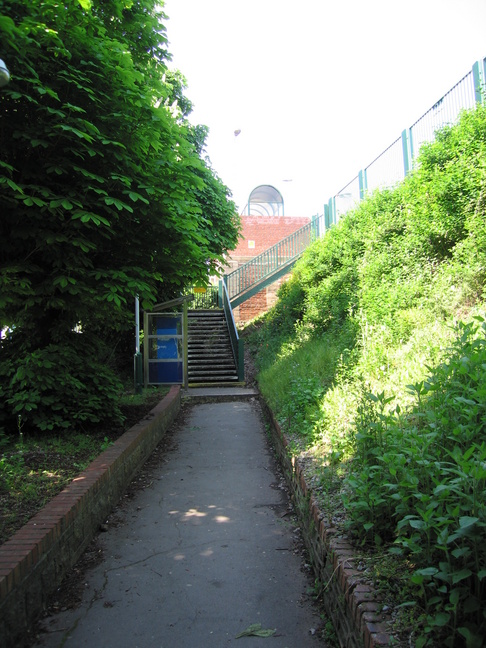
left=247, top=184, right=284, bottom=216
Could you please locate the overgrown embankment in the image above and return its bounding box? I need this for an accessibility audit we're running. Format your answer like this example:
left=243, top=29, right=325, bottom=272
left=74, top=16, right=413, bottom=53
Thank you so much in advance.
left=247, top=104, right=486, bottom=647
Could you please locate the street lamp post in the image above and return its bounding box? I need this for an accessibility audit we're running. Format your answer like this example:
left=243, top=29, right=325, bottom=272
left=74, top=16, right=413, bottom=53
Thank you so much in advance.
left=134, top=295, right=143, bottom=394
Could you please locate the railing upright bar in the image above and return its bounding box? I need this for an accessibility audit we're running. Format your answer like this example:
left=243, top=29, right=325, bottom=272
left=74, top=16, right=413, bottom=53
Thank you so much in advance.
left=224, top=217, right=320, bottom=303
left=219, top=279, right=244, bottom=381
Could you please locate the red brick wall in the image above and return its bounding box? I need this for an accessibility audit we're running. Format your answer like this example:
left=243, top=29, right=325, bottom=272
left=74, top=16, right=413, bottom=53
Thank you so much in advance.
left=227, top=216, right=311, bottom=323
left=239, top=288, right=267, bottom=321
left=232, top=216, right=311, bottom=256
left=0, top=388, right=181, bottom=648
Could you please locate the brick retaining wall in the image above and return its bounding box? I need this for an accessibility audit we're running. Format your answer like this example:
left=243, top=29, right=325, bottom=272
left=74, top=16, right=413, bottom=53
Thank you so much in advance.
left=1, top=386, right=394, bottom=647
left=0, top=386, right=181, bottom=648
left=262, top=400, right=393, bottom=648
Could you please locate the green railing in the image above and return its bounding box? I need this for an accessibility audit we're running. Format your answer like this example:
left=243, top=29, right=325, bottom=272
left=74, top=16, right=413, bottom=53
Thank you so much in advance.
left=220, top=279, right=244, bottom=382
left=224, top=214, right=324, bottom=308
left=186, top=286, right=220, bottom=309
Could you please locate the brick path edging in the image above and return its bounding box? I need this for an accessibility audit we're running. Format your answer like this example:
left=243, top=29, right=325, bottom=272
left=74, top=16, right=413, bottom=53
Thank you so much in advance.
left=0, top=385, right=181, bottom=648
left=262, top=399, right=393, bottom=648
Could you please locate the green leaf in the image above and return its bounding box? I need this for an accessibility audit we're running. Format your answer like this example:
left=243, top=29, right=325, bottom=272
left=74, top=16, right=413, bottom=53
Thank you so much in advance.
left=104, top=197, right=133, bottom=212
left=127, top=191, right=150, bottom=204
left=5, top=178, right=24, bottom=194
left=452, top=568, right=472, bottom=584
left=459, top=516, right=479, bottom=530
left=395, top=601, right=416, bottom=608
left=0, top=15, right=16, bottom=34
left=458, top=627, right=484, bottom=648
left=431, top=612, right=450, bottom=627
left=54, top=124, right=94, bottom=142
left=236, top=624, right=276, bottom=638
left=416, top=567, right=439, bottom=577
left=77, top=0, right=93, bottom=10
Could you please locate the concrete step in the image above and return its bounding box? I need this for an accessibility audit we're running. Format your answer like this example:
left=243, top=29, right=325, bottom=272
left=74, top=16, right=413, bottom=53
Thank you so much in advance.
left=188, top=375, right=239, bottom=383
left=188, top=345, right=232, bottom=349
left=191, top=357, right=235, bottom=367
left=187, top=309, right=240, bottom=385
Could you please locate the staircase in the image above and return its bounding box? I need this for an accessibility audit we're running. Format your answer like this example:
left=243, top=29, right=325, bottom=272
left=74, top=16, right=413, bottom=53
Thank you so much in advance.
left=187, top=310, right=239, bottom=384
left=224, top=213, right=325, bottom=308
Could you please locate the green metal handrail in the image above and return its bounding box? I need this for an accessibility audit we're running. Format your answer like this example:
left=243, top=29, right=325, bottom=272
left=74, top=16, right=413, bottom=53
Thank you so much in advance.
left=184, top=286, right=219, bottom=309
left=220, top=279, right=244, bottom=382
left=224, top=214, right=324, bottom=305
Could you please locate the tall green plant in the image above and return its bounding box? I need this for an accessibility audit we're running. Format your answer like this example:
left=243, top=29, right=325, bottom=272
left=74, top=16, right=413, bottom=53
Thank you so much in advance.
left=0, top=0, right=239, bottom=433
left=342, top=319, right=486, bottom=646
left=250, top=103, right=486, bottom=647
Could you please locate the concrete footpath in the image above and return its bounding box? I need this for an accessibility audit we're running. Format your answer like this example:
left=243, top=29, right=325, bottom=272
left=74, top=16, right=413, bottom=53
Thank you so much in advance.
left=35, top=396, right=326, bottom=648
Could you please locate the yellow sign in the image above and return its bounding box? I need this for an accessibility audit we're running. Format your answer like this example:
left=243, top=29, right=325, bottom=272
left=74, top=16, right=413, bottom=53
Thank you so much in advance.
left=193, top=287, right=207, bottom=294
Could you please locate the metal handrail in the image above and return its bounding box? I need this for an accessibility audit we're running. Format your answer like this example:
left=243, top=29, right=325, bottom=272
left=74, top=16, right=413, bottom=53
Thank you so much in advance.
left=185, top=286, right=219, bottom=309
left=220, top=279, right=244, bottom=381
left=224, top=215, right=323, bottom=302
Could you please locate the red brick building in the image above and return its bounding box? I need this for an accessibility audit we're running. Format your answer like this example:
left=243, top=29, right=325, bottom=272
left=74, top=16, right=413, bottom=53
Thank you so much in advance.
left=225, top=214, right=311, bottom=322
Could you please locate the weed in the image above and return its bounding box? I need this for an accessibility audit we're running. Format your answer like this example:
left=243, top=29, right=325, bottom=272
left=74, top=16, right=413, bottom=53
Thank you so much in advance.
left=248, top=104, right=486, bottom=647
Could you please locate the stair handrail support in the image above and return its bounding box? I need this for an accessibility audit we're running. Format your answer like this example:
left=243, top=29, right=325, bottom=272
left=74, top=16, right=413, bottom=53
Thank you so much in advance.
left=220, top=279, right=244, bottom=382
left=224, top=214, right=324, bottom=305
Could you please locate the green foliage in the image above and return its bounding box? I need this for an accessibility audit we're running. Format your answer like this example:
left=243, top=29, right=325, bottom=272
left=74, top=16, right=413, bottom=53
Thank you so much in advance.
left=1, top=333, right=123, bottom=432
left=0, top=385, right=163, bottom=543
left=0, top=0, right=240, bottom=433
left=249, top=103, right=486, bottom=646
left=345, top=319, right=486, bottom=645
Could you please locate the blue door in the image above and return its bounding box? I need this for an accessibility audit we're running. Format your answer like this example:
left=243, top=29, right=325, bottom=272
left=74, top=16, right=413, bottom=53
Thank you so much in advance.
left=146, top=314, right=183, bottom=384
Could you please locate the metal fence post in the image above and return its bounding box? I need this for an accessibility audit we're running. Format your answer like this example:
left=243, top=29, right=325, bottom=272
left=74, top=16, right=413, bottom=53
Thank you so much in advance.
left=473, top=60, right=485, bottom=104
left=143, top=310, right=149, bottom=388
left=183, top=300, right=188, bottom=388
left=324, top=204, right=330, bottom=230
left=328, top=196, right=336, bottom=226
left=218, top=279, right=223, bottom=307
left=358, top=169, right=368, bottom=200
left=401, top=128, right=414, bottom=176
left=134, top=295, right=143, bottom=394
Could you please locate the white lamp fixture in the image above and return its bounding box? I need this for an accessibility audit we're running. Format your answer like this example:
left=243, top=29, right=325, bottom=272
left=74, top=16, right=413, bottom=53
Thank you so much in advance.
left=0, top=59, right=10, bottom=87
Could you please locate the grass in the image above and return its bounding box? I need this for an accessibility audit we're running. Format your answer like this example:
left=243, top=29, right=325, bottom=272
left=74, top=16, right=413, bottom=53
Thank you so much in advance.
left=244, top=104, right=486, bottom=647
left=0, top=386, right=167, bottom=545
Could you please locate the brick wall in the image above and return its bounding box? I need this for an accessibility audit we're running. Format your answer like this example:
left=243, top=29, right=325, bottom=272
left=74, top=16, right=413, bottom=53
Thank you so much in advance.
left=233, top=216, right=311, bottom=256
left=0, top=387, right=181, bottom=648
left=261, top=399, right=394, bottom=648
left=228, top=215, right=310, bottom=323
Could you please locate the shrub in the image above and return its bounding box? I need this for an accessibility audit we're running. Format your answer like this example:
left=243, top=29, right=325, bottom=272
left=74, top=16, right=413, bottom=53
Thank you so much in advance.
left=344, top=318, right=486, bottom=646
left=1, top=333, right=123, bottom=434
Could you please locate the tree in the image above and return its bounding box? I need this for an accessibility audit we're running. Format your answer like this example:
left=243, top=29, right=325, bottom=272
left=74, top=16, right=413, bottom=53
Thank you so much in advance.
left=0, top=0, right=240, bottom=432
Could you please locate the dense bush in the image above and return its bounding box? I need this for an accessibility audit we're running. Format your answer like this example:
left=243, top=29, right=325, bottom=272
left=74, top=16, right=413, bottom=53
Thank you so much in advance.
left=249, top=103, right=486, bottom=646
left=345, top=319, right=486, bottom=646
left=0, top=0, right=240, bottom=434
left=1, top=333, right=123, bottom=432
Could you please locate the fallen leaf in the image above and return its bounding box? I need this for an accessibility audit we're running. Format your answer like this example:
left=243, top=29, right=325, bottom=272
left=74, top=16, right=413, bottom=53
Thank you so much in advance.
left=236, top=623, right=276, bottom=638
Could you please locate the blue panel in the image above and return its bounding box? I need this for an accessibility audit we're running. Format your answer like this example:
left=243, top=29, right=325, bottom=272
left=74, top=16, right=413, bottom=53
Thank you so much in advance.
left=149, top=362, right=183, bottom=384
left=155, top=316, right=180, bottom=335
left=157, top=338, right=179, bottom=359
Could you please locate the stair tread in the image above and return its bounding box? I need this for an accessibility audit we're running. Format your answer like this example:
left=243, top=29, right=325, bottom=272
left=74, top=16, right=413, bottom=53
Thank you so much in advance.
left=186, top=309, right=240, bottom=385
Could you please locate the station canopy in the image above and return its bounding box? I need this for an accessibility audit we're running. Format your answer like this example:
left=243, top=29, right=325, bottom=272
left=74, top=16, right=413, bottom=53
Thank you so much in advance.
left=248, top=184, right=284, bottom=216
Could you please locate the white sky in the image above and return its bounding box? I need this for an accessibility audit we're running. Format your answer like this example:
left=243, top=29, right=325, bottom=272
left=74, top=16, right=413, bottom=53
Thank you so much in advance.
left=162, top=0, right=486, bottom=217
